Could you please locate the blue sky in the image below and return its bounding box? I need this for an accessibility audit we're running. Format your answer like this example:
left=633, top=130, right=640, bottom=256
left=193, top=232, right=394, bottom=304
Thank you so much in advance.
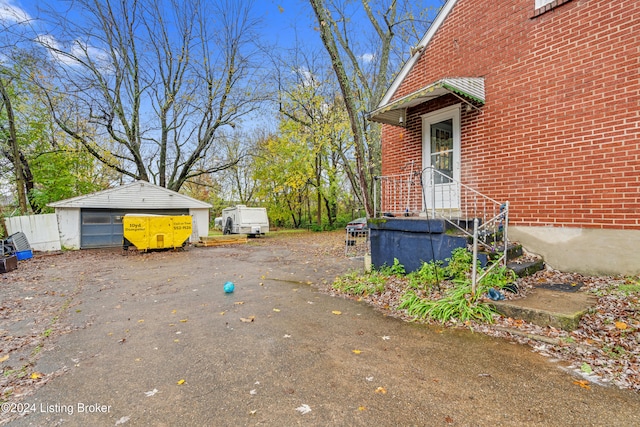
left=0, top=0, right=442, bottom=129
left=1, top=0, right=443, bottom=56
left=1, top=0, right=324, bottom=48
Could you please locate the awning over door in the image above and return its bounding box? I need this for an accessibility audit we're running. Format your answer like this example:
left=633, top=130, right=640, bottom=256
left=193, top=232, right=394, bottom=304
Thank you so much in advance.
left=367, top=77, right=484, bottom=127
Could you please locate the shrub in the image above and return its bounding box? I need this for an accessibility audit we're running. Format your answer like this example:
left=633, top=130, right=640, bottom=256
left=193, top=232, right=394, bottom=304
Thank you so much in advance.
left=406, top=260, right=443, bottom=291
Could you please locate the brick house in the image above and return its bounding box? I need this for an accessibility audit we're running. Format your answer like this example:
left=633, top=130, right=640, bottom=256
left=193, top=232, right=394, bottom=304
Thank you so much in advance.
left=368, top=0, right=640, bottom=275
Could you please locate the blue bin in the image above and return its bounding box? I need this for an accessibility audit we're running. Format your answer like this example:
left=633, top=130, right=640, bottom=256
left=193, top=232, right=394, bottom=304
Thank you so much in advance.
left=16, top=250, right=33, bottom=260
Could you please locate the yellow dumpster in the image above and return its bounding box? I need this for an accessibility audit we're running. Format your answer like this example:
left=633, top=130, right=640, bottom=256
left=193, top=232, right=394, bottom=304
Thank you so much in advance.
left=123, top=214, right=192, bottom=251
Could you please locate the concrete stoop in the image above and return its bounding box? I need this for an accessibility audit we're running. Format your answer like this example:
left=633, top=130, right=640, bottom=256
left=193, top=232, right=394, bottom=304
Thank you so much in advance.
left=508, top=259, right=545, bottom=277
left=490, top=288, right=598, bottom=331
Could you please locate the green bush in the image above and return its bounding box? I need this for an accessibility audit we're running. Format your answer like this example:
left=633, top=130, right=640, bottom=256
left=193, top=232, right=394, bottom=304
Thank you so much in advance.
left=406, top=260, right=443, bottom=291
left=377, top=258, right=405, bottom=276
left=443, top=247, right=474, bottom=280
left=479, top=265, right=516, bottom=289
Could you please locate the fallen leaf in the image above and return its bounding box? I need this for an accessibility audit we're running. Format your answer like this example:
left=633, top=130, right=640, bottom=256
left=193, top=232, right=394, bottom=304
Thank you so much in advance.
left=144, top=388, right=158, bottom=397
left=177, top=379, right=185, bottom=385
left=220, top=311, right=226, bottom=315
left=332, top=311, right=342, bottom=315
left=580, top=362, right=593, bottom=374
left=573, top=380, right=591, bottom=390
left=295, top=404, right=312, bottom=415
left=352, top=349, right=362, bottom=355
left=240, top=316, right=255, bottom=323
left=235, top=301, right=245, bottom=305
left=172, top=309, right=177, bottom=314
left=138, top=319, right=144, bottom=323
left=31, top=372, right=43, bottom=379
left=445, top=416, right=454, bottom=424
left=174, top=339, right=180, bottom=343
left=0, top=355, right=9, bottom=363
left=273, top=308, right=281, bottom=312
left=358, top=406, right=366, bottom=411
left=615, top=321, right=628, bottom=330
left=179, top=319, right=188, bottom=323
left=375, top=386, right=387, bottom=394
left=115, top=416, right=130, bottom=426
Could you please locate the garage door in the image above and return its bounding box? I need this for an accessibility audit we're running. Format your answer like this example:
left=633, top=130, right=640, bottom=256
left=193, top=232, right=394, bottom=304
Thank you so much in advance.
left=80, top=208, right=189, bottom=248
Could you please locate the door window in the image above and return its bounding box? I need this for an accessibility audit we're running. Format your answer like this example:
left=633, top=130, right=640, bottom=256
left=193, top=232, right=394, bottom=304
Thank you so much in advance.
left=422, top=105, right=461, bottom=210
left=430, top=119, right=453, bottom=184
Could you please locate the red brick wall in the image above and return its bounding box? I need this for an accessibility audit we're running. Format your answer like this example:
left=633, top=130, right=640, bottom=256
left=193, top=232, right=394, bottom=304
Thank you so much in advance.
left=382, top=0, right=640, bottom=229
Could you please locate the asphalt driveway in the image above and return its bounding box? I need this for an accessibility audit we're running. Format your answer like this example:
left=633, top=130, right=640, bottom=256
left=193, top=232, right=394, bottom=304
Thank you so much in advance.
left=2, top=232, right=639, bottom=426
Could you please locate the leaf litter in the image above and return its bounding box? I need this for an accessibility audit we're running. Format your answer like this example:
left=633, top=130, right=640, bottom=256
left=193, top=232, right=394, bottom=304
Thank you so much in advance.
left=329, top=265, right=640, bottom=392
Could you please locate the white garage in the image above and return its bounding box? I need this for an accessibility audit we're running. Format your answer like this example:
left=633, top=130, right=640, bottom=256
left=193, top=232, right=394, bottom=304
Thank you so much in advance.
left=48, top=181, right=212, bottom=249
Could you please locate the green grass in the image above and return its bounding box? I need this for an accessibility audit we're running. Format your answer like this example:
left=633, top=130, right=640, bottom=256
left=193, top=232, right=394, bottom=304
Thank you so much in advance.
left=398, top=280, right=497, bottom=324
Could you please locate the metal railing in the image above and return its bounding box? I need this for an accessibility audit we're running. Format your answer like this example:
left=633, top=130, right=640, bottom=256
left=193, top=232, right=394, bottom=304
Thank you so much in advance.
left=374, top=167, right=509, bottom=294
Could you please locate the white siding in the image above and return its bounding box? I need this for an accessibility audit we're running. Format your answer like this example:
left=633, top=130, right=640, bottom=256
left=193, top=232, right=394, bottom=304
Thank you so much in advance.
left=56, top=208, right=82, bottom=249
left=48, top=182, right=212, bottom=249
left=189, top=208, right=210, bottom=239
left=49, top=181, right=211, bottom=210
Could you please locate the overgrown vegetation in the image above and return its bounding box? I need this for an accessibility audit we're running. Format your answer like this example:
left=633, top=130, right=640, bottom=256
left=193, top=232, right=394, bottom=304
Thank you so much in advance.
left=398, top=281, right=496, bottom=324
left=334, top=249, right=518, bottom=326
left=333, top=259, right=405, bottom=296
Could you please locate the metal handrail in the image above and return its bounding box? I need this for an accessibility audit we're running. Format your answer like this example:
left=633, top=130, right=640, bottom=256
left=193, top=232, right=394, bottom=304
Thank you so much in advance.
left=374, top=167, right=509, bottom=294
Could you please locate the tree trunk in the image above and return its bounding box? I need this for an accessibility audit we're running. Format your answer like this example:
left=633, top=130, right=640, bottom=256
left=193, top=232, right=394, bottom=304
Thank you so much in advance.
left=309, top=0, right=375, bottom=217
left=0, top=78, right=28, bottom=213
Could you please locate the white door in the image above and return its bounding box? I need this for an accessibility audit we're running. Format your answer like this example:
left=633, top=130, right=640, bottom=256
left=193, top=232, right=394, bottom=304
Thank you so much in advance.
left=422, top=105, right=461, bottom=211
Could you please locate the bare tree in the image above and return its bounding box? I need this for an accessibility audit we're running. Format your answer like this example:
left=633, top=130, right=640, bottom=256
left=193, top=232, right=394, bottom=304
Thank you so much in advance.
left=35, top=0, right=265, bottom=191
left=308, top=0, right=434, bottom=216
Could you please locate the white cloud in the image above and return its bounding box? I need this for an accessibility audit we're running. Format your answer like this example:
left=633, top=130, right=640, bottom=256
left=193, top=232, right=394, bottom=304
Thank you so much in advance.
left=295, top=67, right=318, bottom=88
left=360, top=53, right=375, bottom=63
left=36, top=33, right=113, bottom=70
left=35, top=33, right=79, bottom=66
left=0, top=0, right=31, bottom=24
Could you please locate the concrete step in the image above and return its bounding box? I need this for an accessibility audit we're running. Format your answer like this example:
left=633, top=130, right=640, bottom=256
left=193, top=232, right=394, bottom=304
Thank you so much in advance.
left=508, top=259, right=545, bottom=277
left=490, top=287, right=598, bottom=331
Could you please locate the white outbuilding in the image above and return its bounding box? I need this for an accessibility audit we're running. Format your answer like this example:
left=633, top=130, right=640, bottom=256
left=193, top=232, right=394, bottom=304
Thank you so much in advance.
left=48, top=181, right=211, bottom=249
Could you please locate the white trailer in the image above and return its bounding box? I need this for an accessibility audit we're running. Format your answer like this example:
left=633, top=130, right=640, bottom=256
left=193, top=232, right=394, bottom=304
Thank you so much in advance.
left=221, top=205, right=269, bottom=237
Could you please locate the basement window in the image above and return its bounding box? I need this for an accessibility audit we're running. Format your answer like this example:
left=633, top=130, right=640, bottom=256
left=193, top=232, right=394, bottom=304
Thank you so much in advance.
left=533, top=0, right=574, bottom=18
left=535, top=0, right=553, bottom=7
